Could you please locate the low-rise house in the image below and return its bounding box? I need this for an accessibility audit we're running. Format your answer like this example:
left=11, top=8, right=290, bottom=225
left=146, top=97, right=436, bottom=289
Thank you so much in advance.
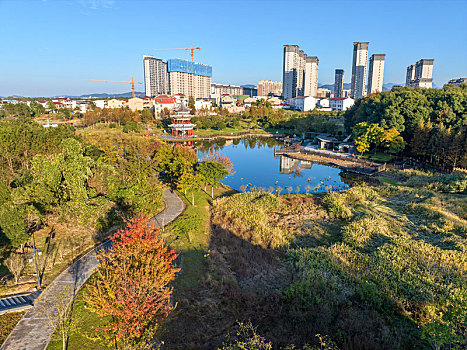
left=329, top=97, right=354, bottom=111
left=128, top=97, right=144, bottom=111
left=317, top=98, right=330, bottom=108
left=141, top=96, right=153, bottom=109
left=154, top=95, right=176, bottom=115
left=286, top=96, right=317, bottom=111
left=107, top=99, right=125, bottom=109
left=195, top=99, right=212, bottom=110
left=220, top=95, right=236, bottom=109
left=173, top=93, right=188, bottom=106
left=267, top=96, right=282, bottom=108
left=94, top=100, right=107, bottom=109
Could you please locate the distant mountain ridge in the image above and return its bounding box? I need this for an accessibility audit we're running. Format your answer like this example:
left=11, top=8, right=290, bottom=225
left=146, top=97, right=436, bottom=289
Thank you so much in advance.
left=1, top=92, right=146, bottom=99
left=64, top=91, right=146, bottom=98
left=318, top=83, right=403, bottom=93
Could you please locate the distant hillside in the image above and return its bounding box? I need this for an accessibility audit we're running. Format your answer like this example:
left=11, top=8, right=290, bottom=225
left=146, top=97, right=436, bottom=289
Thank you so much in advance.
left=317, top=83, right=404, bottom=93
left=317, top=83, right=351, bottom=92
left=73, top=91, right=146, bottom=98
left=1, top=92, right=146, bottom=99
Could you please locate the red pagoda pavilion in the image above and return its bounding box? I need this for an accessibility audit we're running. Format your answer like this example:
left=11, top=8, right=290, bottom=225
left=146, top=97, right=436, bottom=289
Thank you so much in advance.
left=169, top=104, right=196, bottom=137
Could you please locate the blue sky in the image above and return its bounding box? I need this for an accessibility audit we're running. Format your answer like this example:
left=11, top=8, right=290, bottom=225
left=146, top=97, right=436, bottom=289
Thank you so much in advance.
left=1, top=0, right=466, bottom=96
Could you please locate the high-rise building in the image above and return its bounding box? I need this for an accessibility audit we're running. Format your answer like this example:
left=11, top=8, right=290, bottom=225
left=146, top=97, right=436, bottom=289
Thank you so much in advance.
left=283, top=45, right=300, bottom=99
left=282, top=45, right=318, bottom=99
left=143, top=55, right=169, bottom=97
left=367, top=54, right=385, bottom=94
left=406, top=59, right=434, bottom=88
left=258, top=80, right=283, bottom=96
left=406, top=65, right=415, bottom=86
left=303, top=56, right=319, bottom=98
left=167, top=59, right=212, bottom=99
left=350, top=42, right=369, bottom=99
left=334, top=69, right=344, bottom=98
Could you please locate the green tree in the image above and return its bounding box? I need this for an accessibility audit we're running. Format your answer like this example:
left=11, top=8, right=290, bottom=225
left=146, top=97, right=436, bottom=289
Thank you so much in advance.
left=0, top=205, right=33, bottom=249
left=29, top=101, right=45, bottom=117
left=46, top=100, right=56, bottom=112
left=189, top=96, right=196, bottom=115
left=196, top=161, right=229, bottom=198
left=177, top=170, right=202, bottom=205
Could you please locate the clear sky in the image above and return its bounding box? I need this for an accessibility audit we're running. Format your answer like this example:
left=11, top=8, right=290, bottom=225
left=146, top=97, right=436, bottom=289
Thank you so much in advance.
left=1, top=0, right=466, bottom=97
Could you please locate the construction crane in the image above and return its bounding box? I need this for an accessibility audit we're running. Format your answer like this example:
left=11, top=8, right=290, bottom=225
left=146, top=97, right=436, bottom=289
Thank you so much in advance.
left=89, top=77, right=143, bottom=98
left=153, top=43, right=201, bottom=62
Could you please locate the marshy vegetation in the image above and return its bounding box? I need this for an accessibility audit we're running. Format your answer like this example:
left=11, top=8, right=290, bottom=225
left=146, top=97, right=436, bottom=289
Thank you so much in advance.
left=159, top=173, right=466, bottom=349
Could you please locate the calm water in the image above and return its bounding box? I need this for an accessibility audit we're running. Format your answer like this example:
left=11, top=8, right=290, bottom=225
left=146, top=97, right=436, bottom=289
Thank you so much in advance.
left=196, top=137, right=351, bottom=194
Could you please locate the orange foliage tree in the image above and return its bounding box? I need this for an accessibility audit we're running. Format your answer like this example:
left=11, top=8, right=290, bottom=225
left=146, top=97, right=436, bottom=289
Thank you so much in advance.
left=85, top=216, right=179, bottom=343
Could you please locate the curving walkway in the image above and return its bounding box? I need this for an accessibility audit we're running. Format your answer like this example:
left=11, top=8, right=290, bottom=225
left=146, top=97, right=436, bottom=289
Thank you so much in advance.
left=1, top=189, right=185, bottom=350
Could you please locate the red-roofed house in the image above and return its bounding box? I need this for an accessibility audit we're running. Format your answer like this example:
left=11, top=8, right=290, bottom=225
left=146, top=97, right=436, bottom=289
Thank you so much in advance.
left=154, top=95, right=176, bottom=114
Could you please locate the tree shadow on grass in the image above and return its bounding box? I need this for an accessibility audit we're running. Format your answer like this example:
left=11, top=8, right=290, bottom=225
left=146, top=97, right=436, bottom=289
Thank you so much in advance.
left=161, top=221, right=425, bottom=350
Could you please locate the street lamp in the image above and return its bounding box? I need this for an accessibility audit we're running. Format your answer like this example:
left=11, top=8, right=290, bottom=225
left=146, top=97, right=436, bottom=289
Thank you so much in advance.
left=29, top=233, right=42, bottom=290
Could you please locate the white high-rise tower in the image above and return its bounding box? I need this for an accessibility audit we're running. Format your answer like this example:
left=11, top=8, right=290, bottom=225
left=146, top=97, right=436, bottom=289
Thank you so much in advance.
left=282, top=45, right=318, bottom=99
left=303, top=56, right=319, bottom=97
left=143, top=55, right=169, bottom=97
left=350, top=42, right=369, bottom=99
left=367, top=54, right=385, bottom=94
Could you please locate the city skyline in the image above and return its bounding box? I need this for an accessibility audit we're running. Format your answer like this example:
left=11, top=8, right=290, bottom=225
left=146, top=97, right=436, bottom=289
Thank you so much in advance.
left=1, top=0, right=466, bottom=96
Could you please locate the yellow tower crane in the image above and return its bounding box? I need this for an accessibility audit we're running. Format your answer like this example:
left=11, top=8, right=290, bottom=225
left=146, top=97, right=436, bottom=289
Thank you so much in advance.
left=90, top=77, right=143, bottom=98
left=153, top=43, right=201, bottom=62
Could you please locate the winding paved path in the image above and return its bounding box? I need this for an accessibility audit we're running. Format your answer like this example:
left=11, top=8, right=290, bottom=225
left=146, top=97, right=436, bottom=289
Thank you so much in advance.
left=1, top=189, right=185, bottom=350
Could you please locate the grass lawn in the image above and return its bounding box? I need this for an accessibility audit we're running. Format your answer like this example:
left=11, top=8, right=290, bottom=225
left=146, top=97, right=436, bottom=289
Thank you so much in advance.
left=0, top=311, right=25, bottom=345
left=361, top=152, right=395, bottom=163
left=378, top=175, right=402, bottom=186
left=163, top=186, right=232, bottom=290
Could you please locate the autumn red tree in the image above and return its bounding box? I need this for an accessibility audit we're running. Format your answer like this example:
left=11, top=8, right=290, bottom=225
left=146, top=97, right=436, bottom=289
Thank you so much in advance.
left=85, top=216, right=179, bottom=344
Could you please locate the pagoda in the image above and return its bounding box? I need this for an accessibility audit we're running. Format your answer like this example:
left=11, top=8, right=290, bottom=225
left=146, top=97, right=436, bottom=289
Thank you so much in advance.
left=168, top=102, right=196, bottom=137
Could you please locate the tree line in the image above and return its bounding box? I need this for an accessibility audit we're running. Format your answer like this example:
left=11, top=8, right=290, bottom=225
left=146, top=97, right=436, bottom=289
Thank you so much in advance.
left=344, top=84, right=467, bottom=168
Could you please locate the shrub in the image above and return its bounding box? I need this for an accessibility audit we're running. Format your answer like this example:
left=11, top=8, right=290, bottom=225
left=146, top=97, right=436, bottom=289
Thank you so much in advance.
left=322, top=192, right=352, bottom=220
left=213, top=193, right=286, bottom=248
left=342, top=215, right=390, bottom=249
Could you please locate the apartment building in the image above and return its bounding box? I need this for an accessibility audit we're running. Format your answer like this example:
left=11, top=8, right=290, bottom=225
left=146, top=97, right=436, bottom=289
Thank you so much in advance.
left=211, top=83, right=243, bottom=96
left=303, top=56, right=319, bottom=97
left=282, top=45, right=319, bottom=99
left=350, top=42, right=369, bottom=99
left=143, top=55, right=169, bottom=97
left=167, top=59, right=212, bottom=99
left=446, top=78, right=467, bottom=87
left=367, top=54, right=385, bottom=94
left=406, top=59, right=434, bottom=88
left=257, top=80, right=282, bottom=96
left=316, top=88, right=331, bottom=98
left=334, top=69, right=344, bottom=98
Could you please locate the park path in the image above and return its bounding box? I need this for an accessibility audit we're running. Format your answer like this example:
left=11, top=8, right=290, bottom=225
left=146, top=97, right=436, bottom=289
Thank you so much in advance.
left=1, top=189, right=185, bottom=350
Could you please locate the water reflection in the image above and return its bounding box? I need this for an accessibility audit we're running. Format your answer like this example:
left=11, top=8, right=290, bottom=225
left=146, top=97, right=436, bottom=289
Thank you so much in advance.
left=196, top=137, right=353, bottom=194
